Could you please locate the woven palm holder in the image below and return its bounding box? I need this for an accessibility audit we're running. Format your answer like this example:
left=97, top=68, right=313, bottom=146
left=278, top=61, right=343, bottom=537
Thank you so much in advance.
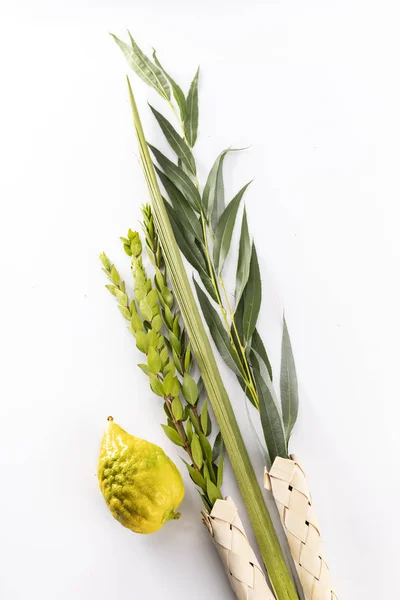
left=202, top=496, right=275, bottom=600
left=264, top=455, right=337, bottom=600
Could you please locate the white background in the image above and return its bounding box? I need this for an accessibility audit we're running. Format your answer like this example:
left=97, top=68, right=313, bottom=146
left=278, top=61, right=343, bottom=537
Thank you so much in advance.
left=0, top=1, right=398, bottom=598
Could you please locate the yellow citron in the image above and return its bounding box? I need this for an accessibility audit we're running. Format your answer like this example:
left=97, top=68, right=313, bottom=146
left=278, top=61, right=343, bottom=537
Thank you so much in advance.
left=98, top=417, right=184, bottom=534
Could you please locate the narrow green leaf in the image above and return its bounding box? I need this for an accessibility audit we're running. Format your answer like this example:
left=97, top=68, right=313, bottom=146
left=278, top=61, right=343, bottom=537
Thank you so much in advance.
left=213, top=182, right=251, bottom=274
left=182, top=373, right=198, bottom=405
left=161, top=424, right=185, bottom=447
left=217, top=453, right=224, bottom=488
left=202, top=148, right=228, bottom=224
left=280, top=316, right=299, bottom=443
left=149, top=145, right=201, bottom=211
left=172, top=396, right=183, bottom=420
left=111, top=33, right=170, bottom=100
left=200, top=399, right=208, bottom=434
left=184, top=67, right=199, bottom=147
left=251, top=328, right=273, bottom=381
left=156, top=167, right=202, bottom=240
left=191, top=435, right=203, bottom=468
left=235, top=206, right=251, bottom=306
left=150, top=105, right=196, bottom=175
left=253, top=367, right=287, bottom=464
left=242, top=244, right=262, bottom=343
left=152, top=49, right=186, bottom=120
left=194, top=279, right=243, bottom=377
left=164, top=202, right=209, bottom=277
left=147, top=347, right=162, bottom=373
left=212, top=431, right=224, bottom=462
left=206, top=478, right=222, bottom=506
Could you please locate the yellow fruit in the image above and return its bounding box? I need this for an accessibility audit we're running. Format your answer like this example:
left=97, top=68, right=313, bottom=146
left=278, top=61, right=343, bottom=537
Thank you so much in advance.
left=98, top=417, right=184, bottom=534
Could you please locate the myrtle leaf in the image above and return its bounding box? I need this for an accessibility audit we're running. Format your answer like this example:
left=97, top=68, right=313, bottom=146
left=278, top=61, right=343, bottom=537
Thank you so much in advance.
left=280, top=316, right=299, bottom=443
left=172, top=397, right=183, bottom=421
left=137, top=363, right=150, bottom=376
left=149, top=145, right=201, bottom=211
left=194, top=279, right=243, bottom=377
left=147, top=347, right=161, bottom=374
left=242, top=244, right=261, bottom=343
left=184, top=67, right=199, bottom=147
left=253, top=367, right=287, bottom=464
left=156, top=167, right=202, bottom=240
left=149, top=373, right=164, bottom=397
left=235, top=206, right=251, bottom=307
left=212, top=431, right=224, bottom=462
left=200, top=399, right=209, bottom=434
left=217, top=453, right=224, bottom=488
left=150, top=105, right=196, bottom=175
left=186, top=420, right=193, bottom=443
left=191, top=435, right=203, bottom=468
left=111, top=33, right=170, bottom=100
left=118, top=305, right=131, bottom=320
left=161, top=424, right=185, bottom=447
left=206, top=479, right=222, bottom=506
left=213, top=182, right=251, bottom=274
left=183, top=460, right=206, bottom=491
left=184, top=342, right=191, bottom=372
left=152, top=50, right=186, bottom=120
left=182, top=373, right=198, bottom=405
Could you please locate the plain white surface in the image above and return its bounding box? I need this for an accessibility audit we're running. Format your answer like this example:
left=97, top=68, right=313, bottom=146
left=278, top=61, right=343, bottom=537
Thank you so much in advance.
left=1, top=1, right=399, bottom=598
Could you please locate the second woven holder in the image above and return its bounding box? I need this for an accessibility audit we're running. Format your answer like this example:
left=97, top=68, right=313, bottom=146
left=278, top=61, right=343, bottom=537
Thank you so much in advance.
left=264, top=455, right=337, bottom=600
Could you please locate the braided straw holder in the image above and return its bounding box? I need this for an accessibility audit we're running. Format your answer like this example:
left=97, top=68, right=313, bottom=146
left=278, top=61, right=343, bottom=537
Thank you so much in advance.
left=202, top=496, right=275, bottom=600
left=264, top=456, right=337, bottom=600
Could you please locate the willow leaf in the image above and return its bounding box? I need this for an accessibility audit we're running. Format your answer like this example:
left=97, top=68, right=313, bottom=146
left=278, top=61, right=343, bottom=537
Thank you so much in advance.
left=194, top=279, right=243, bottom=377
left=213, top=182, right=251, bottom=274
left=149, top=144, right=201, bottom=211
left=126, top=79, right=298, bottom=600
left=152, top=49, right=186, bottom=120
left=251, top=328, right=273, bottom=381
left=184, top=67, right=199, bottom=147
left=112, top=34, right=170, bottom=100
left=164, top=202, right=207, bottom=275
left=202, top=148, right=229, bottom=227
left=235, top=207, right=251, bottom=307
left=242, top=244, right=261, bottom=343
left=253, top=367, right=287, bottom=464
left=156, top=166, right=202, bottom=240
left=150, top=105, right=196, bottom=175
left=281, top=316, right=299, bottom=443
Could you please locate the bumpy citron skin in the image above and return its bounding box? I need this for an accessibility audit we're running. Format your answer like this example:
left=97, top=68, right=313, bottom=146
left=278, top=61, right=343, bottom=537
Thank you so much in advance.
left=98, top=419, right=184, bottom=534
